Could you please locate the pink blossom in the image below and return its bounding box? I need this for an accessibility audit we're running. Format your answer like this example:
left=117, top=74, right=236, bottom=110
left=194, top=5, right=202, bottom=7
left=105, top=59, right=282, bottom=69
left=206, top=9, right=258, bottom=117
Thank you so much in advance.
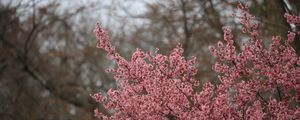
left=91, top=2, right=300, bottom=119
left=284, top=13, right=300, bottom=26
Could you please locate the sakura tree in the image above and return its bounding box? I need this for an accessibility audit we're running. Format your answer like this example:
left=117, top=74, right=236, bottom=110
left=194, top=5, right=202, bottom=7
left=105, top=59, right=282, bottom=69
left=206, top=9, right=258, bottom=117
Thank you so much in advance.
left=91, top=2, right=300, bottom=119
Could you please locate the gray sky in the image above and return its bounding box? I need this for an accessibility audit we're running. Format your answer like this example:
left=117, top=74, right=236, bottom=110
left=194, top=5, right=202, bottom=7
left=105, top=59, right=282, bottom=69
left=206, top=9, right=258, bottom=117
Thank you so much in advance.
left=1, top=0, right=155, bottom=30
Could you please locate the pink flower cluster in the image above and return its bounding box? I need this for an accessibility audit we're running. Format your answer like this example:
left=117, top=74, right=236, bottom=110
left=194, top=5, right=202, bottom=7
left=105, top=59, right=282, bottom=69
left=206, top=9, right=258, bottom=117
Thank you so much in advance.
left=284, top=13, right=300, bottom=35
left=91, top=3, right=300, bottom=120
left=284, top=13, right=300, bottom=26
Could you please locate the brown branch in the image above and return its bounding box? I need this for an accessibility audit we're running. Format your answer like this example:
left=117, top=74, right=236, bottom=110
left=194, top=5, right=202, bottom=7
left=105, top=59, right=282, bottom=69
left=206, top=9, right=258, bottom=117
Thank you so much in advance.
left=2, top=34, right=94, bottom=113
left=179, top=0, right=191, bottom=57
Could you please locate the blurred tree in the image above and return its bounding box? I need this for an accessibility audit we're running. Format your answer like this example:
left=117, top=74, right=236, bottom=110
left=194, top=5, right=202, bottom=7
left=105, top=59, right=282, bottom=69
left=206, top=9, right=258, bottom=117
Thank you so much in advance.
left=0, top=0, right=110, bottom=119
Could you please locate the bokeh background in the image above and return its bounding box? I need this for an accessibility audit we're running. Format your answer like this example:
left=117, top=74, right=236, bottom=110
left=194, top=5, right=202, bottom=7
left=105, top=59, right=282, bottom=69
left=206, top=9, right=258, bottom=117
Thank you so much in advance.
left=1, top=0, right=300, bottom=119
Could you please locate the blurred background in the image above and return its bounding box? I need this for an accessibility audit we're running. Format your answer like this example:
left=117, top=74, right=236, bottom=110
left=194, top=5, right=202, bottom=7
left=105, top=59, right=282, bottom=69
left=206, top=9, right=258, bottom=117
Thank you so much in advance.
left=0, top=0, right=300, bottom=119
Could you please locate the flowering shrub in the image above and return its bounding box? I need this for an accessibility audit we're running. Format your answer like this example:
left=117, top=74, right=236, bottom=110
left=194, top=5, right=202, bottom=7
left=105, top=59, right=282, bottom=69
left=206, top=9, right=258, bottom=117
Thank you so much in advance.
left=91, top=3, right=300, bottom=120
